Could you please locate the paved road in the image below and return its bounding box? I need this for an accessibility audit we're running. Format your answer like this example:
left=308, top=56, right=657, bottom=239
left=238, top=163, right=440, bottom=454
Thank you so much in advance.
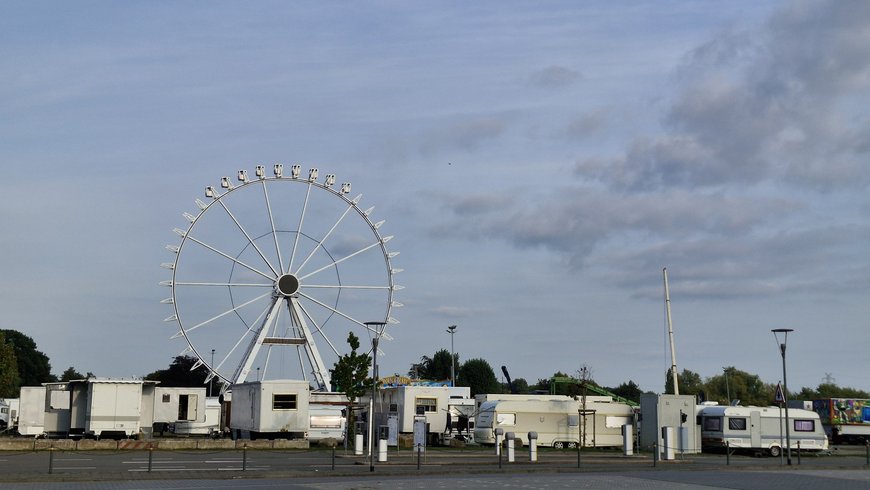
left=2, top=446, right=869, bottom=488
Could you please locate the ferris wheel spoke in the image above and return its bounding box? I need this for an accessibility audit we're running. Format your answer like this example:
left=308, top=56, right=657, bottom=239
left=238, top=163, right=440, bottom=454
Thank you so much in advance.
left=302, top=284, right=390, bottom=290
left=261, top=181, right=286, bottom=275
left=297, top=300, right=341, bottom=357
left=292, top=202, right=355, bottom=276
left=215, top=199, right=280, bottom=277
left=182, top=291, right=272, bottom=335
left=174, top=281, right=272, bottom=287
left=287, top=182, right=313, bottom=274
left=184, top=234, right=276, bottom=282
left=298, top=240, right=381, bottom=281
left=296, top=290, right=384, bottom=337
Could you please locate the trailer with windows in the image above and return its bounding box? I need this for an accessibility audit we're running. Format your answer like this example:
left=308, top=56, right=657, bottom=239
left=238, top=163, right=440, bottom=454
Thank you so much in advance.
left=373, top=385, right=451, bottom=436
left=474, top=396, right=634, bottom=448
left=811, top=398, right=870, bottom=444
left=229, top=380, right=310, bottom=440
left=698, top=404, right=827, bottom=456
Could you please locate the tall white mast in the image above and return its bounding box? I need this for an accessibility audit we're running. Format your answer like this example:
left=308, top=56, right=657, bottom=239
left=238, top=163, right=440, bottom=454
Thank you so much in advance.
left=663, top=267, right=679, bottom=395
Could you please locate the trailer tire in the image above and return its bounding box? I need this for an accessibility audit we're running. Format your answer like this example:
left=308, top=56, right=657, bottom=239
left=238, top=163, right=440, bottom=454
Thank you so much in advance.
left=768, top=445, right=781, bottom=457
left=553, top=441, right=565, bottom=449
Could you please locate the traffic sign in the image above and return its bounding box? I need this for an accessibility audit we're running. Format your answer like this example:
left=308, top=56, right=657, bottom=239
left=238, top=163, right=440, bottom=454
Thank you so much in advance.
left=774, top=383, right=785, bottom=404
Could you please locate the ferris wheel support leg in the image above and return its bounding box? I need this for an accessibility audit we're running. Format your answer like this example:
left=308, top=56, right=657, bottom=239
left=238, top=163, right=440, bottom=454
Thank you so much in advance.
left=289, top=299, right=331, bottom=391
left=233, top=299, right=283, bottom=385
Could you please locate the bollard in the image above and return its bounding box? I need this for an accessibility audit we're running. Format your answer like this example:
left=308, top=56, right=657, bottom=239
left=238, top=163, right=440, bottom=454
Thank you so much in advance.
left=623, top=424, right=633, bottom=456
left=378, top=438, right=388, bottom=462
left=577, top=440, right=581, bottom=468
left=242, top=443, right=248, bottom=471
left=653, top=443, right=657, bottom=467
left=506, top=432, right=515, bottom=463
left=48, top=446, right=54, bottom=474
left=148, top=445, right=154, bottom=472
left=494, top=428, right=504, bottom=457
left=332, top=445, right=336, bottom=470
left=528, top=431, right=538, bottom=463
left=354, top=433, right=364, bottom=456
left=866, top=440, right=869, bottom=466
left=726, top=441, right=730, bottom=466
left=661, top=427, right=674, bottom=461
left=797, top=441, right=801, bottom=465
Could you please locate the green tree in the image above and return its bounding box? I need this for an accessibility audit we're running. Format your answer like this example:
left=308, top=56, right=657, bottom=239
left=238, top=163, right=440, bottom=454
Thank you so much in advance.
left=664, top=368, right=704, bottom=396
left=408, top=349, right=459, bottom=381
left=703, top=367, right=772, bottom=406
left=0, top=332, right=20, bottom=398
left=607, top=380, right=642, bottom=404
left=329, top=332, right=372, bottom=438
left=145, top=355, right=211, bottom=387
left=456, top=358, right=500, bottom=396
left=59, top=367, right=85, bottom=382
left=0, top=329, right=55, bottom=386
left=796, top=383, right=870, bottom=400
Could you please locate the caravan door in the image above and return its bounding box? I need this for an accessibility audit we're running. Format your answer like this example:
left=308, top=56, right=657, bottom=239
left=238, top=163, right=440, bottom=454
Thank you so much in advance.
left=750, top=411, right=761, bottom=448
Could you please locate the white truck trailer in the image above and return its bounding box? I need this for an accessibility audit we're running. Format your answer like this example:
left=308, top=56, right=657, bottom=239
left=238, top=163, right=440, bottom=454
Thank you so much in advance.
left=474, top=396, right=634, bottom=448
left=811, top=398, right=870, bottom=444
left=698, top=404, right=828, bottom=456
left=229, top=380, right=310, bottom=440
left=17, top=386, right=46, bottom=436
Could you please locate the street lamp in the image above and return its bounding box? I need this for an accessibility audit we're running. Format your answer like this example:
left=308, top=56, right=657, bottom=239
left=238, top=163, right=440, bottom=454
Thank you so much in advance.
left=447, top=325, right=457, bottom=386
left=209, top=349, right=215, bottom=397
left=365, top=321, right=387, bottom=473
left=772, top=328, right=794, bottom=465
left=723, top=367, right=730, bottom=405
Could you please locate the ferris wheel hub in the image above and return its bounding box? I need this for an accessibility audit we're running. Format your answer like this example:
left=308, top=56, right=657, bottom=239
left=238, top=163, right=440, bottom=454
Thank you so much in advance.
left=276, top=273, right=300, bottom=296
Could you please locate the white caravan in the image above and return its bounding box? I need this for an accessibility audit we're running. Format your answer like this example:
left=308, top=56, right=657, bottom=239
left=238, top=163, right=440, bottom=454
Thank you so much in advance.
left=698, top=404, right=828, bottom=456
left=475, top=396, right=634, bottom=448
left=229, top=380, right=310, bottom=440
left=0, top=398, right=19, bottom=430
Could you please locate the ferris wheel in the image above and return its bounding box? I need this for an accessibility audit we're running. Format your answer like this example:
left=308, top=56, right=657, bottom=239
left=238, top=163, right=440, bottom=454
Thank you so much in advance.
left=160, top=165, right=402, bottom=392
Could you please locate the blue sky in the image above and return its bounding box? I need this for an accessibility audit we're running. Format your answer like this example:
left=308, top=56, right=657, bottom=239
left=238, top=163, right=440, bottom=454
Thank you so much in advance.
left=2, top=1, right=869, bottom=395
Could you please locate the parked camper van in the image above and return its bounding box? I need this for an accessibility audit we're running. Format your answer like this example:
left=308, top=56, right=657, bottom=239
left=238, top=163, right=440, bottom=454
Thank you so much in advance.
left=475, top=396, right=634, bottom=448
left=698, top=404, right=828, bottom=456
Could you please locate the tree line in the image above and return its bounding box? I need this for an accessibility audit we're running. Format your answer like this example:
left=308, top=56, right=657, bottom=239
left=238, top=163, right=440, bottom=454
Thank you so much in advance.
left=2, top=328, right=868, bottom=406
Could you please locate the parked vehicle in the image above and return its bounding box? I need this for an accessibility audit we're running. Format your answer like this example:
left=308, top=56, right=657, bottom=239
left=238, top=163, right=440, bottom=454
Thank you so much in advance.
left=698, top=404, right=828, bottom=456
left=0, top=398, right=19, bottom=431
left=474, top=396, right=634, bottom=448
left=172, top=397, right=221, bottom=437
left=229, top=380, right=310, bottom=440
left=811, top=398, right=870, bottom=444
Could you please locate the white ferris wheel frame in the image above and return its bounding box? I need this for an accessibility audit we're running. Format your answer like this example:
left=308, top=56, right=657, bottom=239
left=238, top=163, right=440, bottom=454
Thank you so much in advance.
left=161, top=164, right=402, bottom=392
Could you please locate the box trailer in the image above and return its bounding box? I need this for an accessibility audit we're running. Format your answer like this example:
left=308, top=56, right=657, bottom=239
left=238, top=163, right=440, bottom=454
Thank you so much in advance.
left=17, top=387, right=46, bottom=436
left=229, top=380, right=310, bottom=440
left=811, top=398, right=870, bottom=444
left=474, top=396, right=634, bottom=448
left=639, top=394, right=700, bottom=455
left=374, top=385, right=450, bottom=435
left=699, top=404, right=828, bottom=456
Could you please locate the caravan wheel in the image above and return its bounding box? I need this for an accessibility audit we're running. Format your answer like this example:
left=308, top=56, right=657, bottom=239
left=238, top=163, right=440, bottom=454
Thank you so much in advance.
left=553, top=441, right=566, bottom=449
left=768, top=445, right=781, bottom=457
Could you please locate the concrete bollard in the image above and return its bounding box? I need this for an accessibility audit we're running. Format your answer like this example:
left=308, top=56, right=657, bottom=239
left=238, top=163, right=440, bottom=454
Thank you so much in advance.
left=506, top=432, right=515, bottom=463
left=494, top=428, right=504, bottom=456
left=528, top=431, right=538, bottom=462
left=378, top=438, right=388, bottom=462
left=661, top=427, right=674, bottom=461
left=623, top=424, right=633, bottom=456
left=354, top=433, right=364, bottom=456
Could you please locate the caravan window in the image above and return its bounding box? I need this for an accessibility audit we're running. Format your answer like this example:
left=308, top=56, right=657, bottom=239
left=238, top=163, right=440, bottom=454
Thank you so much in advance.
left=310, top=415, right=342, bottom=429
left=496, top=413, right=516, bottom=426
left=415, top=397, right=437, bottom=413
left=728, top=417, right=747, bottom=430
left=703, top=417, right=722, bottom=431
left=794, top=419, right=815, bottom=432
left=605, top=416, right=632, bottom=429
left=273, top=394, right=298, bottom=410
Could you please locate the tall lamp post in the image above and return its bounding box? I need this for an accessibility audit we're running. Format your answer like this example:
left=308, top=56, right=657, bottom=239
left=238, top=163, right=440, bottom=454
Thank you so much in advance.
left=447, top=325, right=457, bottom=386
left=365, top=321, right=387, bottom=473
left=772, top=328, right=794, bottom=465
left=209, top=349, right=216, bottom=397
